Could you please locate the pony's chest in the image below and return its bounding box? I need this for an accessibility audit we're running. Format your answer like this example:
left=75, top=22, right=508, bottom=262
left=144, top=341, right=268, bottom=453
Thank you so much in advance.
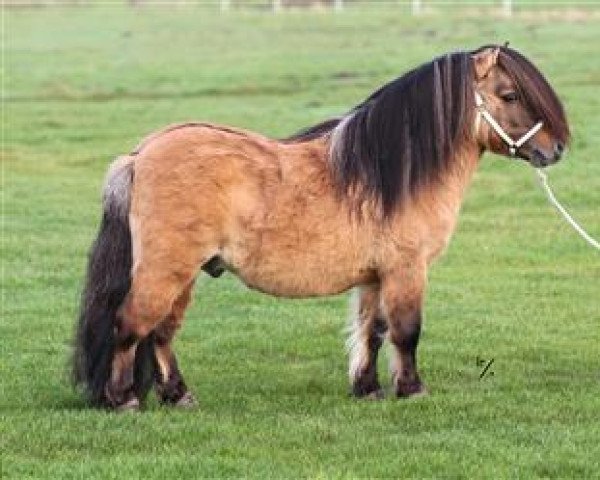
left=426, top=204, right=464, bottom=263
left=381, top=201, right=461, bottom=266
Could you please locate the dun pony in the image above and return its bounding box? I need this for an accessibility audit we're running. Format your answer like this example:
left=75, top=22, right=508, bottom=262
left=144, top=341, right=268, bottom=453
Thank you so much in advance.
left=73, top=45, right=569, bottom=410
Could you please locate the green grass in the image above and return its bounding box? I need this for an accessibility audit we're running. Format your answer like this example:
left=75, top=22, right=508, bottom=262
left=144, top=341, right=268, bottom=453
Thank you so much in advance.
left=2, top=4, right=600, bottom=479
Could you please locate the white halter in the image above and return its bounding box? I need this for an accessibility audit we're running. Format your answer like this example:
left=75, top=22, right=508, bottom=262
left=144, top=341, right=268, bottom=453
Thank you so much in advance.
left=475, top=91, right=544, bottom=156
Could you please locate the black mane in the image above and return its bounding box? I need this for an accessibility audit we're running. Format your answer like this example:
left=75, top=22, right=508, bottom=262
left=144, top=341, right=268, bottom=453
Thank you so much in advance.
left=287, top=51, right=474, bottom=216
left=285, top=46, right=569, bottom=217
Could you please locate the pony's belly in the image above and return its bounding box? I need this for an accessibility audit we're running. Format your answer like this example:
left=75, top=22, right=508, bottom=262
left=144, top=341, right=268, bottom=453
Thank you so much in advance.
left=223, top=247, right=375, bottom=298
left=220, top=194, right=375, bottom=297
left=236, top=267, right=373, bottom=298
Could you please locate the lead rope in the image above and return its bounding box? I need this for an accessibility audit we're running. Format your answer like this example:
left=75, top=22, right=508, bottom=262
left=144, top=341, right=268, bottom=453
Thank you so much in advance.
left=474, top=90, right=598, bottom=250
left=535, top=168, right=600, bottom=250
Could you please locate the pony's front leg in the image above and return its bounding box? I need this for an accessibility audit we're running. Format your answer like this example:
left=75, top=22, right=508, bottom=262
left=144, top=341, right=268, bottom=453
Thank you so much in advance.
left=381, top=266, right=428, bottom=398
left=348, top=285, right=387, bottom=399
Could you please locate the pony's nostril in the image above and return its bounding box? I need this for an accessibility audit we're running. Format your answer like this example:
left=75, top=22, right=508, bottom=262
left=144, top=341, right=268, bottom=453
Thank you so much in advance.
left=555, top=142, right=564, bottom=155
left=531, top=148, right=548, bottom=167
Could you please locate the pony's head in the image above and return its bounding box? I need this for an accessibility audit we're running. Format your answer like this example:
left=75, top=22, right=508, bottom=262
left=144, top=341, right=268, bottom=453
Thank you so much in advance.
left=472, top=45, right=570, bottom=167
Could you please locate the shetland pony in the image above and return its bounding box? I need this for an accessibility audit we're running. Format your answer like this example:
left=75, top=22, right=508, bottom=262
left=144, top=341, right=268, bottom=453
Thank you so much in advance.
left=73, top=45, right=569, bottom=410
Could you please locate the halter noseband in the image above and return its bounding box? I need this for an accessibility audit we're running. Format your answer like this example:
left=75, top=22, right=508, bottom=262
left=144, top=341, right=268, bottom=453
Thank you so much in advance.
left=474, top=91, right=544, bottom=156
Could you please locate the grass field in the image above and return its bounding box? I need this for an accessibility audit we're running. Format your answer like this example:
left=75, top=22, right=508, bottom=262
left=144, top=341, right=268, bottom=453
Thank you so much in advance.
left=2, top=4, right=600, bottom=478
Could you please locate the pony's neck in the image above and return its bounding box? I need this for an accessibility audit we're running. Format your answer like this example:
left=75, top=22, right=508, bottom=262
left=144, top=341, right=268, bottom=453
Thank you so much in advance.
left=432, top=141, right=482, bottom=205
left=451, top=141, right=482, bottom=184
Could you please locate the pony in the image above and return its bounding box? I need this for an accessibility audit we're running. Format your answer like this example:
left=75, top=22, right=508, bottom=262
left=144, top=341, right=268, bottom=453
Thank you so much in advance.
left=72, top=45, right=569, bottom=410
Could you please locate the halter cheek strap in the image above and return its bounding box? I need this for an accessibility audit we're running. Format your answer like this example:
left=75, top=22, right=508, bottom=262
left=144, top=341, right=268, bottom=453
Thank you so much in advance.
left=475, top=92, right=544, bottom=156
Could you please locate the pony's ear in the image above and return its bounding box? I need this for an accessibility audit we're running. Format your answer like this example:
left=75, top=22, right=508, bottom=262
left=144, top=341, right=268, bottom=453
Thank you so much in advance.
left=472, top=47, right=500, bottom=80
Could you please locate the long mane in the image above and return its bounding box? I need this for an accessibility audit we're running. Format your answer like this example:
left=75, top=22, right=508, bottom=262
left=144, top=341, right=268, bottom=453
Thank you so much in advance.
left=286, top=51, right=475, bottom=216
left=285, top=46, right=569, bottom=217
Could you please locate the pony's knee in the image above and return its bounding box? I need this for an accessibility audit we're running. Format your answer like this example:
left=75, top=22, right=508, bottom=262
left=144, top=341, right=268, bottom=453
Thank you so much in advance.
left=380, top=266, right=425, bottom=314
left=388, top=311, right=422, bottom=351
left=379, top=270, right=425, bottom=351
left=382, top=294, right=422, bottom=349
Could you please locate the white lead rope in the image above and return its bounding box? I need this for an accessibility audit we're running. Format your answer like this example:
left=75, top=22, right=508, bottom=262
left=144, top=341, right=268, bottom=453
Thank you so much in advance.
left=535, top=168, right=600, bottom=251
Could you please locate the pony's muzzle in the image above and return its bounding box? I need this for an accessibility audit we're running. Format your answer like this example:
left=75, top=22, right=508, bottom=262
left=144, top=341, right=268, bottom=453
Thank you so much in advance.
left=528, top=141, right=564, bottom=168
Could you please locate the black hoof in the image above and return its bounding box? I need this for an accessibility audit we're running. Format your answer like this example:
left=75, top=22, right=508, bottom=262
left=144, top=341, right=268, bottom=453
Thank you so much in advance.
left=103, top=384, right=140, bottom=411
left=156, top=379, right=196, bottom=408
left=351, top=380, right=385, bottom=400
left=395, top=381, right=428, bottom=398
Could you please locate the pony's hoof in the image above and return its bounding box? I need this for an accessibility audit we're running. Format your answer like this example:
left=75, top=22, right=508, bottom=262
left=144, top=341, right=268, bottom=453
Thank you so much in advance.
left=174, top=392, right=197, bottom=409
left=396, top=382, right=428, bottom=399
left=351, top=385, right=385, bottom=400
left=364, top=389, right=385, bottom=400
left=115, top=397, right=140, bottom=412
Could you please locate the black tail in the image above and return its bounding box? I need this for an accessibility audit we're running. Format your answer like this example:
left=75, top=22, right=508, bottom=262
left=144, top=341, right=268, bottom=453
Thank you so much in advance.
left=72, top=156, right=156, bottom=405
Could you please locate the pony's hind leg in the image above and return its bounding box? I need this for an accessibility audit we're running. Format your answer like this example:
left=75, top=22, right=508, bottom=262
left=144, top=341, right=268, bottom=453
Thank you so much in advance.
left=380, top=264, right=427, bottom=398
left=153, top=281, right=196, bottom=408
left=348, top=285, right=387, bottom=399
left=106, top=268, right=193, bottom=410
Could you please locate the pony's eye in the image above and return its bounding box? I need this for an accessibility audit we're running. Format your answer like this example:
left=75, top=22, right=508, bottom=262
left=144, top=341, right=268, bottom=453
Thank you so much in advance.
left=501, top=92, right=519, bottom=103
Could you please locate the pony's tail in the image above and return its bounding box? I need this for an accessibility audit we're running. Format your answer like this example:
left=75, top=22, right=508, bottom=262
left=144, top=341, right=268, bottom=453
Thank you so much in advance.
left=72, top=155, right=155, bottom=405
